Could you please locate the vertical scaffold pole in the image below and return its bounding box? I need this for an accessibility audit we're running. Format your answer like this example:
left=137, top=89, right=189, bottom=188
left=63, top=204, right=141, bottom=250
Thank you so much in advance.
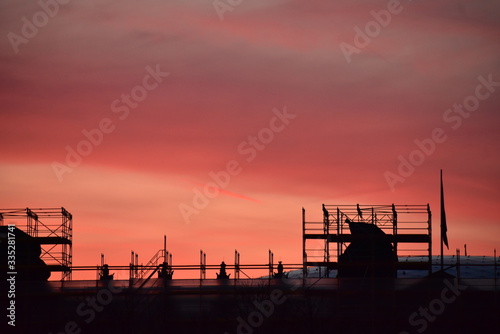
left=269, top=249, right=273, bottom=284
left=130, top=251, right=134, bottom=280
left=200, top=250, right=204, bottom=281
left=302, top=208, right=306, bottom=279
left=135, top=253, right=139, bottom=277
left=163, top=235, right=167, bottom=263
left=427, top=204, right=432, bottom=276
left=337, top=207, right=341, bottom=265
left=392, top=204, right=398, bottom=258
left=234, top=250, right=240, bottom=281
left=323, top=204, right=329, bottom=278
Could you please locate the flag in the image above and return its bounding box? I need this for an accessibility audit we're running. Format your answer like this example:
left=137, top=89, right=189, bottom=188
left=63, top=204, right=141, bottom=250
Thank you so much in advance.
left=440, top=169, right=449, bottom=249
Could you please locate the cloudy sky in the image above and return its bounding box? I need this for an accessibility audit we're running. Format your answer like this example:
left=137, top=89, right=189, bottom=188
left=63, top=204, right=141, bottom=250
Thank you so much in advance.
left=1, top=0, right=499, bottom=279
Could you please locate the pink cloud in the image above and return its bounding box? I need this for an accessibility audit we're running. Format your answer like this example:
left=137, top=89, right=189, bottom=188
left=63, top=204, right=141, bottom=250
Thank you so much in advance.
left=0, top=0, right=499, bottom=278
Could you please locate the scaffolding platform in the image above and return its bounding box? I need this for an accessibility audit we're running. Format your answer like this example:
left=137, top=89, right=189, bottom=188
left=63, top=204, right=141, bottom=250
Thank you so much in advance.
left=0, top=207, right=73, bottom=280
left=302, top=204, right=432, bottom=276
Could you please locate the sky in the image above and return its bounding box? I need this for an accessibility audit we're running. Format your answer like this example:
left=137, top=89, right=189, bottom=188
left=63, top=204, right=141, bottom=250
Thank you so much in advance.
left=1, top=0, right=499, bottom=279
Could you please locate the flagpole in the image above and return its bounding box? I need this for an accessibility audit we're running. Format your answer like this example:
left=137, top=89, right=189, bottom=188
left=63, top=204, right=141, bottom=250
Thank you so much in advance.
left=440, top=169, right=450, bottom=270
left=440, top=220, right=444, bottom=270
left=439, top=169, right=444, bottom=270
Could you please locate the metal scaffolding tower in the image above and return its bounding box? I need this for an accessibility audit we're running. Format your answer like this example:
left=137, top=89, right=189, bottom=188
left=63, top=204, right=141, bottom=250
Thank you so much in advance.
left=303, top=204, right=432, bottom=277
left=0, top=207, right=73, bottom=280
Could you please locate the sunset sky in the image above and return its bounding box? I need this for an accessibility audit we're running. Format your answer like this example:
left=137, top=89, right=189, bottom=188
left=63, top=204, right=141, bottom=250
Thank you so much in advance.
left=1, top=0, right=499, bottom=279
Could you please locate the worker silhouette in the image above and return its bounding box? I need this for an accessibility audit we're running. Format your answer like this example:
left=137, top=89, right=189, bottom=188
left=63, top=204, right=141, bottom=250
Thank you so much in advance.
left=216, top=261, right=230, bottom=279
left=274, top=261, right=287, bottom=279
left=99, top=264, right=114, bottom=280
left=158, top=261, right=174, bottom=279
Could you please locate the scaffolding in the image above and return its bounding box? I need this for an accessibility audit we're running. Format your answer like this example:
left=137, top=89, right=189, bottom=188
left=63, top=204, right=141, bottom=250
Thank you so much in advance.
left=0, top=207, right=73, bottom=280
left=302, top=204, right=432, bottom=277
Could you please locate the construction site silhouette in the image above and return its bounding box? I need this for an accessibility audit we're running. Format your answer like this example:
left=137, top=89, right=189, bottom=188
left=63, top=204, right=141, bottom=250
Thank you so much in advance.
left=1, top=206, right=499, bottom=334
